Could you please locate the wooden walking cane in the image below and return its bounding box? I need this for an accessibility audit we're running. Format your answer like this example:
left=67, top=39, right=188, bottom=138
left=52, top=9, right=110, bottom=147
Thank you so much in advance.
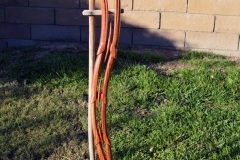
left=91, top=0, right=109, bottom=158
left=83, top=0, right=122, bottom=159
left=100, top=0, right=121, bottom=159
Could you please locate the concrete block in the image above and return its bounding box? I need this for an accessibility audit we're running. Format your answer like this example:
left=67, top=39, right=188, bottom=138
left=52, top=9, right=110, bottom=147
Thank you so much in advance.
left=0, top=24, right=30, bottom=39
left=80, top=0, right=88, bottom=9
left=33, top=41, right=86, bottom=49
left=119, top=28, right=132, bottom=44
left=188, top=0, right=240, bottom=16
left=6, top=7, right=54, bottom=24
left=134, top=0, right=187, bottom=12
left=56, top=9, right=101, bottom=26
left=133, top=29, right=185, bottom=48
left=161, top=13, right=214, bottom=32
left=121, top=11, right=160, bottom=29
left=80, top=0, right=101, bottom=9
left=185, top=32, right=239, bottom=50
left=81, top=26, right=132, bottom=45
left=0, top=0, right=28, bottom=6
left=215, top=16, right=240, bottom=34
left=8, top=39, right=36, bottom=47
left=108, top=0, right=132, bottom=10
left=0, top=39, right=7, bottom=48
left=81, top=26, right=100, bottom=42
left=31, top=25, right=80, bottom=41
left=80, top=0, right=132, bottom=10
left=0, top=8, right=4, bottom=22
left=189, top=49, right=240, bottom=57
left=29, top=0, right=80, bottom=8
left=56, top=9, right=89, bottom=26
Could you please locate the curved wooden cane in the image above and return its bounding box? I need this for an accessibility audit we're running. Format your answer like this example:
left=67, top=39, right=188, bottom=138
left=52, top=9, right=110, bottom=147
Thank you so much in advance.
left=91, top=0, right=109, bottom=159
left=101, top=0, right=121, bottom=159
left=91, top=0, right=121, bottom=159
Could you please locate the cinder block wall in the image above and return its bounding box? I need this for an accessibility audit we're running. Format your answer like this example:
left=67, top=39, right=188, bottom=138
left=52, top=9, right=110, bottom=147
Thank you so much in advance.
left=1, top=0, right=240, bottom=56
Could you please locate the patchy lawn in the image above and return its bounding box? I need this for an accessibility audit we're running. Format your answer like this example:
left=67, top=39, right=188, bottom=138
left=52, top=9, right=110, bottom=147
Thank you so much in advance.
left=1, top=46, right=240, bottom=159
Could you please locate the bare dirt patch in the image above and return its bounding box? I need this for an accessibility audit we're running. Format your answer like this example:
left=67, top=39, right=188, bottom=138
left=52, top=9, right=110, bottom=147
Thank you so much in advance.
left=33, top=46, right=88, bottom=60
left=149, top=61, right=194, bottom=76
left=126, top=45, right=182, bottom=60
left=34, top=50, right=51, bottom=59
left=228, top=57, right=240, bottom=64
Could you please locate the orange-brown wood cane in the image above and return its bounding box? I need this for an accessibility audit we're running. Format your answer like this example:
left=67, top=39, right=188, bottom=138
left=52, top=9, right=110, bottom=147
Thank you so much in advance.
left=91, top=0, right=109, bottom=159
left=91, top=0, right=121, bottom=159
left=101, top=0, right=121, bottom=159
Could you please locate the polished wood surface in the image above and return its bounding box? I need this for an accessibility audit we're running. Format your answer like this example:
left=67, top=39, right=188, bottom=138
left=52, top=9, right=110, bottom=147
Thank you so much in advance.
left=91, top=0, right=121, bottom=159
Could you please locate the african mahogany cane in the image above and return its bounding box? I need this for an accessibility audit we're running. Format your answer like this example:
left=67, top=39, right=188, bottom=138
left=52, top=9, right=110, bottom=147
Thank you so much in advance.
left=91, top=0, right=121, bottom=159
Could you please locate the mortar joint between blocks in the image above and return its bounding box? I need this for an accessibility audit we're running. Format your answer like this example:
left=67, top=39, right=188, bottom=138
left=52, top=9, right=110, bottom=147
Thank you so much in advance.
left=238, top=35, right=240, bottom=51
left=213, top=15, right=216, bottom=32
left=159, top=12, right=161, bottom=29
left=132, top=0, right=134, bottom=10
left=30, top=24, right=32, bottom=40
left=54, top=9, right=56, bottom=25
left=184, top=31, right=186, bottom=47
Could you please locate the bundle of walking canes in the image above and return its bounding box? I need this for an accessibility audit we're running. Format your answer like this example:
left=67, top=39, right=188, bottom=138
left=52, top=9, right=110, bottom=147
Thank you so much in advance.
left=91, top=0, right=121, bottom=159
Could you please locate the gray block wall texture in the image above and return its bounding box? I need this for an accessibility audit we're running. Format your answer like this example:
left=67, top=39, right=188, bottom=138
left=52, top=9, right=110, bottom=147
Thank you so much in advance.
left=0, top=0, right=240, bottom=56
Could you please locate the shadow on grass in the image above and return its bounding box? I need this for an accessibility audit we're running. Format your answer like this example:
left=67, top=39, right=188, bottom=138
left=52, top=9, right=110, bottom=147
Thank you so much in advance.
left=0, top=47, right=91, bottom=159
left=0, top=45, right=174, bottom=159
left=0, top=46, right=89, bottom=85
left=2, top=46, right=238, bottom=159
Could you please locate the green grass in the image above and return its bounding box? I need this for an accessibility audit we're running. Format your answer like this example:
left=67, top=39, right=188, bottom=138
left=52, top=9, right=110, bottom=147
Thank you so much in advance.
left=1, top=47, right=240, bottom=159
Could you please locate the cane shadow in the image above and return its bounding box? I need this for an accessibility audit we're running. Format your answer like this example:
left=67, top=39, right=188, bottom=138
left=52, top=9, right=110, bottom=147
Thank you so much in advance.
left=82, top=21, right=181, bottom=50
left=80, top=0, right=183, bottom=52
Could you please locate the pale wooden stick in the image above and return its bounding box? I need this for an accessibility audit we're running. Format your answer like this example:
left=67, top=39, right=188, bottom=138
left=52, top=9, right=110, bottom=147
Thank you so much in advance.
left=88, top=0, right=95, bottom=160
left=83, top=9, right=124, bottom=16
